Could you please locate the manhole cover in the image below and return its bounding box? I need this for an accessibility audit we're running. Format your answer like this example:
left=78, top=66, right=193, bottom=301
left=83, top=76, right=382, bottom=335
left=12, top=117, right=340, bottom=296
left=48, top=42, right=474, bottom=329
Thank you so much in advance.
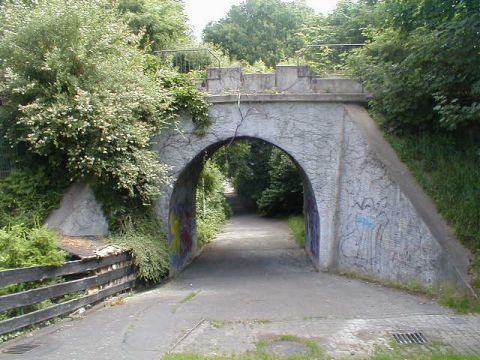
left=264, top=341, right=311, bottom=356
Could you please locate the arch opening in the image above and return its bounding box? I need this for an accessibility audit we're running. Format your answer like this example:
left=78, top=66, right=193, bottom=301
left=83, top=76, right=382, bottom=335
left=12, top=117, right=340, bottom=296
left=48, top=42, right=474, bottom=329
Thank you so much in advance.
left=168, top=137, right=320, bottom=273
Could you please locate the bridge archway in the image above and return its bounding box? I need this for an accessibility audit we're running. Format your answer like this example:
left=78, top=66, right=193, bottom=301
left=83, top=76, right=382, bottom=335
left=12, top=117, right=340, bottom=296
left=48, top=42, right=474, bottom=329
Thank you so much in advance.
left=152, top=98, right=469, bottom=288
left=167, top=137, right=320, bottom=271
left=153, top=100, right=348, bottom=275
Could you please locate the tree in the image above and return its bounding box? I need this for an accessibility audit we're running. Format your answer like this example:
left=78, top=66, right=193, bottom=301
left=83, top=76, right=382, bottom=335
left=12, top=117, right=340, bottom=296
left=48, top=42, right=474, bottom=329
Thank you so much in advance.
left=118, top=0, right=190, bottom=53
left=0, top=0, right=207, bottom=206
left=257, top=148, right=303, bottom=216
left=203, top=0, right=320, bottom=67
left=348, top=0, right=480, bottom=131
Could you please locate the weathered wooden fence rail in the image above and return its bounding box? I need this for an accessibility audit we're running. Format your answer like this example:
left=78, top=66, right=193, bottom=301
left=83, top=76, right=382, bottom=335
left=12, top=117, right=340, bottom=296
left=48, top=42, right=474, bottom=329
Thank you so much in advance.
left=0, top=252, right=135, bottom=336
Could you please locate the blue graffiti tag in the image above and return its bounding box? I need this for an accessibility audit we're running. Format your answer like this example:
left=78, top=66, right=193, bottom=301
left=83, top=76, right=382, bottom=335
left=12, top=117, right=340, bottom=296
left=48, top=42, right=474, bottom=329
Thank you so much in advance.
left=355, top=215, right=375, bottom=228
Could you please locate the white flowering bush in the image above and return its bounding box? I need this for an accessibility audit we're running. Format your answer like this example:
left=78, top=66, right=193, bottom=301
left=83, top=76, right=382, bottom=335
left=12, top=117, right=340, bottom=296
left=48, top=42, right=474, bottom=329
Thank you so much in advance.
left=0, top=0, right=206, bottom=204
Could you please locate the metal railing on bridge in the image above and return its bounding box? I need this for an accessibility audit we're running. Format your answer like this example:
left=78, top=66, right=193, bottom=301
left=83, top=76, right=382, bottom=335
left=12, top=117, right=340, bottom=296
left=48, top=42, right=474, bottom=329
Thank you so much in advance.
left=156, top=48, right=222, bottom=84
left=296, top=44, right=365, bottom=78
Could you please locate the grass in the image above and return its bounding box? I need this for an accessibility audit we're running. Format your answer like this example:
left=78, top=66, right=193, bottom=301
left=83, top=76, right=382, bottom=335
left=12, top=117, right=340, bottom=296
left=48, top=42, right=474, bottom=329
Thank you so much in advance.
left=288, top=215, right=305, bottom=247
left=108, top=212, right=170, bottom=284
left=164, top=335, right=323, bottom=360
left=180, top=291, right=201, bottom=304
left=163, top=353, right=480, bottom=360
left=162, top=334, right=480, bottom=360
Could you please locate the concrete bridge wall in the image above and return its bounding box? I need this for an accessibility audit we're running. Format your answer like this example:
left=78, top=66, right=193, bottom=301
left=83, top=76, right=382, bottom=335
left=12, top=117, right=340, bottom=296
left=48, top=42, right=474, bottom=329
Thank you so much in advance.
left=47, top=66, right=472, bottom=291
left=153, top=94, right=472, bottom=290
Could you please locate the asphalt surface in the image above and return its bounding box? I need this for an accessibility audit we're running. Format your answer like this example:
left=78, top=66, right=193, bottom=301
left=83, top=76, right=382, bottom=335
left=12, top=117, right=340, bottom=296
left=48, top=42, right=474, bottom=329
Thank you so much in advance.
left=2, top=213, right=476, bottom=360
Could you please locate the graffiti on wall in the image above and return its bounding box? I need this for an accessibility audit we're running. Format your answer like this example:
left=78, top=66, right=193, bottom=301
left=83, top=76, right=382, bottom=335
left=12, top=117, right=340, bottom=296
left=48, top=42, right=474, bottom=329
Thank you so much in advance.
left=169, top=202, right=194, bottom=268
left=337, top=125, right=440, bottom=281
left=305, top=195, right=320, bottom=258
left=339, top=196, right=390, bottom=273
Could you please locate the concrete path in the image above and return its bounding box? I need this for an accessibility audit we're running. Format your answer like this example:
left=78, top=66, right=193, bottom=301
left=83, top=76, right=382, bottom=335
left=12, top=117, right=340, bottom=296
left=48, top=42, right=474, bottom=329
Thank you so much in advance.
left=1, top=214, right=479, bottom=359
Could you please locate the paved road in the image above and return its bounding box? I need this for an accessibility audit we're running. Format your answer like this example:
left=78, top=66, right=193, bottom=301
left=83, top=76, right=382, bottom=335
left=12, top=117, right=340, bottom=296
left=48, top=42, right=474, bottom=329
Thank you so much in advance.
left=1, top=214, right=479, bottom=359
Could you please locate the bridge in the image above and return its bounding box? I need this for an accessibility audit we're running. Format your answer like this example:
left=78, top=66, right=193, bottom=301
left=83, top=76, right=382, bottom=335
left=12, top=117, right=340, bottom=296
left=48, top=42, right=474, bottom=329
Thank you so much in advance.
left=2, top=65, right=479, bottom=360
left=154, top=65, right=472, bottom=290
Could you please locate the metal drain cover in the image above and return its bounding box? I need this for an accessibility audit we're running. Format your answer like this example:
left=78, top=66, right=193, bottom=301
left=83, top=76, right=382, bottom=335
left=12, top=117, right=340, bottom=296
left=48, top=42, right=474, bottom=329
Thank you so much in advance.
left=393, top=332, right=428, bottom=344
left=2, top=343, right=41, bottom=354
left=264, top=341, right=311, bottom=356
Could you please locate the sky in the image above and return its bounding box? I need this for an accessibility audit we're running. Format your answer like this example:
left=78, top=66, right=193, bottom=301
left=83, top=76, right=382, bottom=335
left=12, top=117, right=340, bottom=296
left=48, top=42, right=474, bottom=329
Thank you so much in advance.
left=183, top=0, right=340, bottom=40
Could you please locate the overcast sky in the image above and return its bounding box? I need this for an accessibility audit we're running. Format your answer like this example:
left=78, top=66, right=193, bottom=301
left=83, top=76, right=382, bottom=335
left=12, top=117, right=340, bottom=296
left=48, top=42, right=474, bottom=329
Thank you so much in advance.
left=184, top=0, right=340, bottom=40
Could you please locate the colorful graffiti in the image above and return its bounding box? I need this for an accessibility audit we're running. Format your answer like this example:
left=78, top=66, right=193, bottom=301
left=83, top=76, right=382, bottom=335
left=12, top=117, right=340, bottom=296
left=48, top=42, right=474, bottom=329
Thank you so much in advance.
left=169, top=202, right=195, bottom=268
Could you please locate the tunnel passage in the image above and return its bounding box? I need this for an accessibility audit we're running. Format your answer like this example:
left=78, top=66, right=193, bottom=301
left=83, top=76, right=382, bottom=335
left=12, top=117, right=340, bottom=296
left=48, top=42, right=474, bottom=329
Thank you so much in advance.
left=167, top=137, right=320, bottom=272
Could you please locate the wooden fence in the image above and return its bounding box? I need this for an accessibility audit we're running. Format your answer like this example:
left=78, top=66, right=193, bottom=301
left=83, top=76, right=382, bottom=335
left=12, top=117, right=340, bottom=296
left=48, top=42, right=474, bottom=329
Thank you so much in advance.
left=0, top=252, right=135, bottom=336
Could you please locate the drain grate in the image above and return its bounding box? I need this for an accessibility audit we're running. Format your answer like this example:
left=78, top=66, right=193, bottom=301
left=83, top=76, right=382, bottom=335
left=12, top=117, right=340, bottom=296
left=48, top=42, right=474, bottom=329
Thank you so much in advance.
left=393, top=332, right=428, bottom=345
left=2, top=343, right=41, bottom=354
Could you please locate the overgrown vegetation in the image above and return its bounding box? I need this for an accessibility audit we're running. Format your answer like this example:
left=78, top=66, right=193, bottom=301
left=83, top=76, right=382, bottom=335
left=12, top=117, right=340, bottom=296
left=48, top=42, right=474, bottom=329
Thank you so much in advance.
left=0, top=168, right=68, bottom=228
left=108, top=212, right=169, bottom=284
left=0, top=0, right=210, bottom=284
left=214, top=140, right=303, bottom=216
left=196, top=160, right=231, bottom=247
left=288, top=215, right=305, bottom=248
left=384, top=130, right=480, bottom=265
left=0, top=225, right=65, bottom=270
left=348, top=2, right=479, bottom=132
left=203, top=0, right=321, bottom=67
left=256, top=147, right=303, bottom=216
left=0, top=0, right=205, bottom=205
left=118, top=0, right=190, bottom=53
left=335, top=0, right=480, bottom=291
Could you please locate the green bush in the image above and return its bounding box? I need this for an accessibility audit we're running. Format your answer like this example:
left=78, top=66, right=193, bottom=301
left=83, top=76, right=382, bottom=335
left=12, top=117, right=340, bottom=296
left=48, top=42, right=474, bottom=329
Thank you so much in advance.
left=118, top=0, right=189, bottom=53
left=288, top=215, right=305, bottom=248
left=109, top=212, right=169, bottom=284
left=348, top=2, right=480, bottom=132
left=0, top=0, right=209, bottom=205
left=0, top=225, right=67, bottom=320
left=0, top=168, right=68, bottom=228
left=257, top=148, right=303, bottom=216
left=0, top=224, right=66, bottom=270
left=196, top=161, right=231, bottom=246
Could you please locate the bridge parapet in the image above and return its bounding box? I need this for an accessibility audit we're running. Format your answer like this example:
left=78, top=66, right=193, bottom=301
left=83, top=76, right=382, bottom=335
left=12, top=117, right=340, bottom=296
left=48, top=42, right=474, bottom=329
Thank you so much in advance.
left=204, top=65, right=366, bottom=96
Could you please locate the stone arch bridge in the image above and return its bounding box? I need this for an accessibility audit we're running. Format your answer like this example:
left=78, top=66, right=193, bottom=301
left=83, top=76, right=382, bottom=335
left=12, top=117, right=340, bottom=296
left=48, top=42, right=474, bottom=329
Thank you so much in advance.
left=153, top=65, right=472, bottom=290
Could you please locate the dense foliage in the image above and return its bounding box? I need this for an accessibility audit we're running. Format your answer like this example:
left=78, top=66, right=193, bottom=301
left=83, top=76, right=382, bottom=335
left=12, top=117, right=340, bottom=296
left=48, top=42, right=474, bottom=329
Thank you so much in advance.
left=348, top=0, right=480, bottom=131
left=0, top=168, right=67, bottom=275
left=385, top=129, right=480, bottom=275
left=257, top=148, right=303, bottom=216
left=0, top=225, right=65, bottom=270
left=0, top=0, right=210, bottom=286
left=203, top=0, right=320, bottom=67
left=196, top=161, right=231, bottom=246
left=118, top=0, right=190, bottom=53
left=215, top=140, right=303, bottom=216
left=0, top=168, right=68, bottom=228
left=109, top=212, right=169, bottom=283
left=0, top=0, right=209, bottom=208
